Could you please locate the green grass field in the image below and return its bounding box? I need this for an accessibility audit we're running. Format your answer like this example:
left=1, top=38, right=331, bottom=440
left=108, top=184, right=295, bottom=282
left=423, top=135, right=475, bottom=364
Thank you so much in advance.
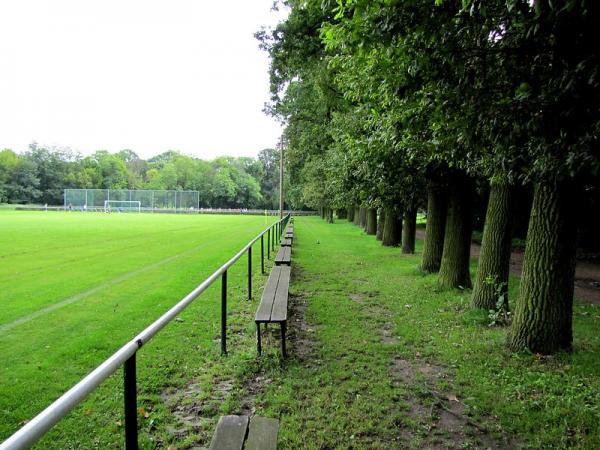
left=0, top=210, right=278, bottom=448
left=2, top=213, right=599, bottom=449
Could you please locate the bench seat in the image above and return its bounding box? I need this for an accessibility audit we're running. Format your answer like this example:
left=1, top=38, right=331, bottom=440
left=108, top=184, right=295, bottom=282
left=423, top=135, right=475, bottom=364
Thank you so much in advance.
left=209, top=415, right=279, bottom=450
left=255, top=265, right=291, bottom=356
left=280, top=237, right=292, bottom=247
left=274, top=246, right=291, bottom=265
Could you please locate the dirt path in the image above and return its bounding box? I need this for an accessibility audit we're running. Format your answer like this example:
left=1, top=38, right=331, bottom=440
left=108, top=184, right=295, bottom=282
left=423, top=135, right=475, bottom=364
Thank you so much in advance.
left=415, top=230, right=600, bottom=306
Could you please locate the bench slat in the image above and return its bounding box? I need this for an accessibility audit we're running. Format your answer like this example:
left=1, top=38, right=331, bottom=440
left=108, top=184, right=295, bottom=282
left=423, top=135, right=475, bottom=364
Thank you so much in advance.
left=280, top=238, right=292, bottom=247
left=274, top=247, right=291, bottom=266
left=209, top=415, right=249, bottom=450
left=245, top=417, right=279, bottom=450
left=256, top=267, right=281, bottom=322
left=271, top=266, right=290, bottom=322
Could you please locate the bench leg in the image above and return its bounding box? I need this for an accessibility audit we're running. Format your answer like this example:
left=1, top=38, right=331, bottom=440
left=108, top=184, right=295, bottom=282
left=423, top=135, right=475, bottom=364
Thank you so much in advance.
left=281, top=321, right=287, bottom=358
left=256, top=322, right=262, bottom=356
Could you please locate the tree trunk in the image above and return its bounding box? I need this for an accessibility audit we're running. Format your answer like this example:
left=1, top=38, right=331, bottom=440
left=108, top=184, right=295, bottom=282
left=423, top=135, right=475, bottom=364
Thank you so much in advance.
left=326, top=208, right=334, bottom=223
left=472, top=181, right=514, bottom=310
left=320, top=207, right=325, bottom=219
left=507, top=178, right=578, bottom=354
left=359, top=207, right=367, bottom=230
left=353, top=206, right=360, bottom=225
left=421, top=180, right=448, bottom=272
left=438, top=173, right=474, bottom=288
left=366, top=208, right=377, bottom=235
left=382, top=207, right=401, bottom=246
left=347, top=206, right=355, bottom=222
left=401, top=207, right=417, bottom=254
left=376, top=208, right=385, bottom=241
left=337, top=208, right=347, bottom=219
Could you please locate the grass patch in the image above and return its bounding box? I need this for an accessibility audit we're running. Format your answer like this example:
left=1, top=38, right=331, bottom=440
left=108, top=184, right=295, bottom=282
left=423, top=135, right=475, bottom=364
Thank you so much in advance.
left=248, top=217, right=599, bottom=449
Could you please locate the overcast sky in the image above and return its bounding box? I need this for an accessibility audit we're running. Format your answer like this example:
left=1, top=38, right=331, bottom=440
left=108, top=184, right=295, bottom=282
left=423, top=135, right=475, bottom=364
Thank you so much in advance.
left=0, top=1, right=287, bottom=159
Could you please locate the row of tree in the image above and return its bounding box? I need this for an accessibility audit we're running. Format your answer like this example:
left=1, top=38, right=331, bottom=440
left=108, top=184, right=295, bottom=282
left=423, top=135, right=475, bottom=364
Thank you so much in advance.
left=259, top=0, right=599, bottom=354
left=0, top=144, right=284, bottom=209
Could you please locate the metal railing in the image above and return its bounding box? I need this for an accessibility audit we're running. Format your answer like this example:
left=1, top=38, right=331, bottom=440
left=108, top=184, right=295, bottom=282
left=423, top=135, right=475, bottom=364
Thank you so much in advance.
left=0, top=214, right=291, bottom=450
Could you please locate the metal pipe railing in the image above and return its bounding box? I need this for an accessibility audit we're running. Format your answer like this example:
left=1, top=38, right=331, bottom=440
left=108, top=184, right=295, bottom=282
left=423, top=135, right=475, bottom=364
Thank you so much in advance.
left=0, top=214, right=291, bottom=450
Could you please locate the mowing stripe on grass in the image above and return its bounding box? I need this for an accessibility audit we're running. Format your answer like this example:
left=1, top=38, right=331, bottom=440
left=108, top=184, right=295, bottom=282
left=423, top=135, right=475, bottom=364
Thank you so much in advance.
left=0, top=240, right=215, bottom=334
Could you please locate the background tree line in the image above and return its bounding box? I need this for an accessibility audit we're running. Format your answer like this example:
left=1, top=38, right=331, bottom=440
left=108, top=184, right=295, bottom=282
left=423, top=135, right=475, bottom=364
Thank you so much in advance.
left=0, top=143, right=285, bottom=209
left=259, top=0, right=599, bottom=354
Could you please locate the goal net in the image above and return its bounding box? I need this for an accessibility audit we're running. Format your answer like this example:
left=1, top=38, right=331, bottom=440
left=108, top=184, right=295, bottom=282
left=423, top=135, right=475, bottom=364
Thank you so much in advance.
left=103, top=200, right=141, bottom=213
left=63, top=189, right=200, bottom=212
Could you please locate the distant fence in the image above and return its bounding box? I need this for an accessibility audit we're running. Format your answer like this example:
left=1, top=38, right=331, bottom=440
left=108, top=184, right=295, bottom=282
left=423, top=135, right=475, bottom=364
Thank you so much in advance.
left=0, top=214, right=291, bottom=450
left=11, top=205, right=318, bottom=216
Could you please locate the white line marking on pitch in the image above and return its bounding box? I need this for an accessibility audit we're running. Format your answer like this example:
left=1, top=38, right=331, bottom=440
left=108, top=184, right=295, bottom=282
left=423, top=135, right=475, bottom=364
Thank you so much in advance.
left=0, top=242, right=213, bottom=334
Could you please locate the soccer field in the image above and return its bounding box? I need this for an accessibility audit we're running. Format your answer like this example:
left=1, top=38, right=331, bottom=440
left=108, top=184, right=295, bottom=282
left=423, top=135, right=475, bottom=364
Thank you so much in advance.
left=0, top=210, right=276, bottom=447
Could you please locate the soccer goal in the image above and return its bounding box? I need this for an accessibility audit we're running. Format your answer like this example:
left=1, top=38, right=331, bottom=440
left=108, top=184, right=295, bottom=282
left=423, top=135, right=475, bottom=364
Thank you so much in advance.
left=64, top=189, right=200, bottom=212
left=103, top=200, right=141, bottom=213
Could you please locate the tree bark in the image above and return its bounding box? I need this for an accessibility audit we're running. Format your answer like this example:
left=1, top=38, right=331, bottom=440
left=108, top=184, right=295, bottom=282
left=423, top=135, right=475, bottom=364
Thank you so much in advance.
left=347, top=206, right=355, bottom=222
left=320, top=206, right=325, bottom=219
left=507, top=178, right=578, bottom=354
left=382, top=207, right=402, bottom=246
left=359, top=207, right=367, bottom=230
left=401, top=207, right=417, bottom=254
left=366, top=208, right=377, bottom=235
left=326, top=208, right=334, bottom=223
left=353, top=206, right=360, bottom=225
left=421, top=180, right=448, bottom=272
left=472, top=181, right=514, bottom=310
left=438, top=173, right=474, bottom=288
left=376, top=208, right=385, bottom=241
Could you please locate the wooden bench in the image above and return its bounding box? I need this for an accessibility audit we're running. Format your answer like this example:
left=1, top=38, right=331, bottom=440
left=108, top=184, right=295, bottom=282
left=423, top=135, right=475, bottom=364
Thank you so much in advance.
left=209, top=415, right=279, bottom=450
left=280, top=237, right=292, bottom=247
left=255, top=265, right=291, bottom=356
left=274, top=246, right=291, bottom=266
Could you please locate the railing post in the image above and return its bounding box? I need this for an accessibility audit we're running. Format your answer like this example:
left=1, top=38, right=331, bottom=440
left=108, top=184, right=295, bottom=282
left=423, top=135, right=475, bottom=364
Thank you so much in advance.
left=272, top=225, right=275, bottom=251
left=248, top=246, right=252, bottom=300
left=267, top=229, right=271, bottom=259
left=221, top=271, right=227, bottom=355
left=124, top=354, right=138, bottom=450
left=260, top=235, right=265, bottom=274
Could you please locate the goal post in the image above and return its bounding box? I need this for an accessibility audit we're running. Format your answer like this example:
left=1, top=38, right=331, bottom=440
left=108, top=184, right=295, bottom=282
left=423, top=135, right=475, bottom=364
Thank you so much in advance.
left=103, top=200, right=141, bottom=213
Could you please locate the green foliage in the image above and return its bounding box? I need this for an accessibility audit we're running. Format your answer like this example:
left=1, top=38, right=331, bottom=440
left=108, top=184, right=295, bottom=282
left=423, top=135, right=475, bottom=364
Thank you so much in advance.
left=484, top=275, right=511, bottom=327
left=0, top=145, right=285, bottom=209
left=262, top=0, right=600, bottom=212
